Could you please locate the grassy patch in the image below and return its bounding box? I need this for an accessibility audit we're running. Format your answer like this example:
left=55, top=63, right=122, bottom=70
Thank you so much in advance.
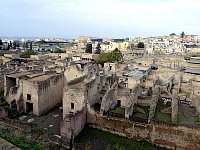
left=196, top=116, right=200, bottom=127
left=74, top=126, right=169, bottom=150
left=0, top=127, right=45, bottom=150
left=180, top=90, right=191, bottom=97
left=132, top=105, right=150, bottom=119
left=111, top=107, right=125, bottom=114
left=138, top=105, right=149, bottom=115
left=155, top=101, right=171, bottom=122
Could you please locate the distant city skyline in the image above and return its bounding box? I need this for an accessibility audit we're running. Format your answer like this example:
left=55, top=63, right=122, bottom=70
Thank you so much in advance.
left=0, top=0, right=200, bottom=38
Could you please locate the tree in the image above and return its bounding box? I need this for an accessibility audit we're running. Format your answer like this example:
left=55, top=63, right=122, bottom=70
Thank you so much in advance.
left=30, top=42, right=32, bottom=50
left=54, top=48, right=65, bottom=53
left=85, top=43, right=92, bottom=53
left=0, top=39, right=3, bottom=50
left=95, top=52, right=110, bottom=65
left=13, top=41, right=17, bottom=49
left=137, top=42, right=145, bottom=48
left=95, top=43, right=101, bottom=54
left=20, top=50, right=38, bottom=58
left=170, top=33, right=176, bottom=36
left=95, top=48, right=123, bottom=65
left=110, top=48, right=123, bottom=62
left=181, top=31, right=185, bottom=38
left=0, top=39, right=3, bottom=46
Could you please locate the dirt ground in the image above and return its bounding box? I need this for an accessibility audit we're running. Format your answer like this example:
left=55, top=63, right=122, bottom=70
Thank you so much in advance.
left=18, top=106, right=62, bottom=135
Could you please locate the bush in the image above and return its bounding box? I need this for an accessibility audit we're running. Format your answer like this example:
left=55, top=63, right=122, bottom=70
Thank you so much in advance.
left=20, top=50, right=38, bottom=58
left=137, top=42, right=145, bottom=48
left=0, top=127, right=45, bottom=150
left=95, top=48, right=123, bottom=65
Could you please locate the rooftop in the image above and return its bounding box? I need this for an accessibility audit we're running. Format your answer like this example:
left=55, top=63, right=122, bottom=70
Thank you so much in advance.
left=123, top=70, right=144, bottom=79
left=6, top=72, right=31, bottom=78
left=29, top=75, right=50, bottom=82
left=185, top=68, right=200, bottom=75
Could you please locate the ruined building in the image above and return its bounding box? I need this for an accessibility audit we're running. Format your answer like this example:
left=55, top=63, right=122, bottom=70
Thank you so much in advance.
left=61, top=62, right=152, bottom=142
left=4, top=71, right=64, bottom=116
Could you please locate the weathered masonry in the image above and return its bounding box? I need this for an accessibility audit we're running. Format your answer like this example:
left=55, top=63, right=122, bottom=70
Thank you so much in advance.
left=4, top=71, right=64, bottom=116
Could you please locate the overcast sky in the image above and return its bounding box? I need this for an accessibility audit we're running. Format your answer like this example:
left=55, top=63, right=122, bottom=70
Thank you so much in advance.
left=0, top=0, right=199, bottom=38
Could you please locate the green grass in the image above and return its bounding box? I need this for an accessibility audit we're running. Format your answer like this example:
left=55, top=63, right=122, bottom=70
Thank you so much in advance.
left=0, top=127, right=45, bottom=150
left=138, top=106, right=149, bottom=115
left=180, top=90, right=191, bottom=97
left=196, top=116, right=200, bottom=127
left=111, top=107, right=125, bottom=114
left=155, top=101, right=171, bottom=122
left=74, top=126, right=170, bottom=150
left=132, top=105, right=150, bottom=119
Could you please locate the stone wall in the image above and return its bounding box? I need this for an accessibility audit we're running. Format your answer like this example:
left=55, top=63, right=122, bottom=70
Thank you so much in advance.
left=171, top=89, right=178, bottom=123
left=6, top=73, right=64, bottom=116
left=124, top=84, right=142, bottom=119
left=36, top=74, right=64, bottom=115
left=100, top=82, right=118, bottom=115
left=92, top=115, right=200, bottom=150
left=85, top=75, right=101, bottom=106
left=148, top=84, right=160, bottom=123
left=0, top=76, right=4, bottom=91
left=22, top=80, right=39, bottom=114
left=64, top=65, right=86, bottom=83
left=61, top=108, right=87, bottom=142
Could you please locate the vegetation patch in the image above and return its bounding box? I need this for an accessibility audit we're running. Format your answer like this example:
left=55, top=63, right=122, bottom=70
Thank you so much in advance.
left=111, top=106, right=125, bottom=114
left=95, top=48, right=123, bottom=65
left=0, top=127, right=45, bottom=150
left=155, top=101, right=171, bottom=122
left=74, top=126, right=169, bottom=150
left=20, top=50, right=38, bottom=58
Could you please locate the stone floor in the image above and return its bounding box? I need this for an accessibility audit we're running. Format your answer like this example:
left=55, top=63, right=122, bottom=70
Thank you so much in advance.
left=0, top=138, right=20, bottom=150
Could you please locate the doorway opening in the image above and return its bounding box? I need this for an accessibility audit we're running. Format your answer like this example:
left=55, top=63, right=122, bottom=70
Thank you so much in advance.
left=117, top=100, right=121, bottom=107
left=26, top=102, right=33, bottom=113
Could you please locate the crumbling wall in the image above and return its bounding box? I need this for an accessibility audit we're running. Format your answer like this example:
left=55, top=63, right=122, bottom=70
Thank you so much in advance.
left=64, top=64, right=86, bottom=83
left=125, top=93, right=136, bottom=119
left=171, top=89, right=178, bottom=123
left=100, top=82, right=118, bottom=115
left=148, top=84, right=160, bottom=123
left=0, top=76, right=4, bottom=91
left=104, top=63, right=118, bottom=72
left=193, top=95, right=200, bottom=115
left=171, top=75, right=181, bottom=123
left=6, top=80, right=23, bottom=111
left=117, top=88, right=130, bottom=107
left=62, top=78, right=87, bottom=142
left=125, top=84, right=142, bottom=119
left=4, top=76, right=17, bottom=96
left=86, top=64, right=99, bottom=80
left=85, top=74, right=101, bottom=106
left=63, top=81, right=85, bottom=119
left=61, top=108, right=86, bottom=142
